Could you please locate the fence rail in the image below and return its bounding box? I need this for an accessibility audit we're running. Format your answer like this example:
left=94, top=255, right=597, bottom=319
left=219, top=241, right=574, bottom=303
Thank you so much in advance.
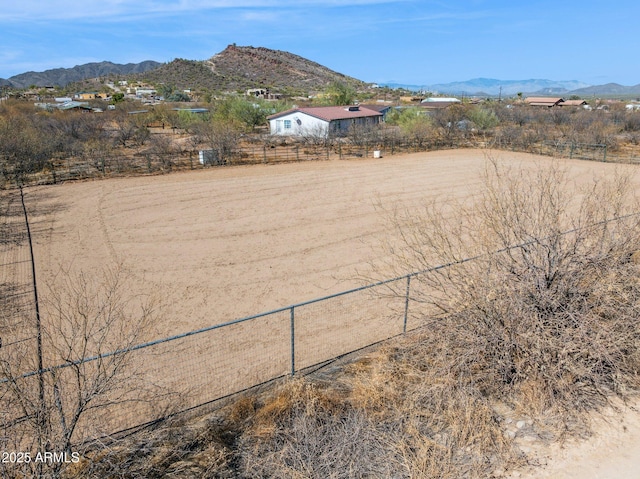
left=1, top=138, right=461, bottom=187
left=4, top=136, right=636, bottom=189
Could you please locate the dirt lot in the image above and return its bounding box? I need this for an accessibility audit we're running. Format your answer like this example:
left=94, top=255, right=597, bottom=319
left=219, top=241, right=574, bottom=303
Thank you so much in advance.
left=25, top=148, right=637, bottom=337
left=9, top=148, right=640, bottom=450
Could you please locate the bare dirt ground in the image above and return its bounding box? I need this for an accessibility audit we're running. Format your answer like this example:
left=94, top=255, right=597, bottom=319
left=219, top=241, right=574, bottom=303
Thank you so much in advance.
left=25, top=148, right=635, bottom=336
left=16, top=148, right=640, bottom=473
left=514, top=398, right=640, bottom=479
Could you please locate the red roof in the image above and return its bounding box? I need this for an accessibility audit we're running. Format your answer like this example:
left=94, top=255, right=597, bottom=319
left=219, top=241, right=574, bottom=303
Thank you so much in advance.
left=524, top=97, right=564, bottom=106
left=268, top=105, right=382, bottom=122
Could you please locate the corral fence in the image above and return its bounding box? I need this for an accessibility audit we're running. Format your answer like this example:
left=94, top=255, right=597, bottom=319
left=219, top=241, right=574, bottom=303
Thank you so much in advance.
left=489, top=137, right=640, bottom=164
left=2, top=135, right=636, bottom=188
left=0, top=137, right=460, bottom=188
left=3, top=183, right=639, bottom=452
left=537, top=141, right=608, bottom=162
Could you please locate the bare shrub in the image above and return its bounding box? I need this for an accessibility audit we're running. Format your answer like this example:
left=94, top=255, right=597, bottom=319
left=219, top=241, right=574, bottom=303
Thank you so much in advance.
left=0, top=265, right=170, bottom=478
left=383, top=158, right=640, bottom=432
left=73, top=415, right=236, bottom=479
left=237, top=379, right=399, bottom=478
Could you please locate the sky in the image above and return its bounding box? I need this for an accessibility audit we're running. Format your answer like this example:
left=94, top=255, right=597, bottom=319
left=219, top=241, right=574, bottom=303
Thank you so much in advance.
left=1, top=0, right=638, bottom=86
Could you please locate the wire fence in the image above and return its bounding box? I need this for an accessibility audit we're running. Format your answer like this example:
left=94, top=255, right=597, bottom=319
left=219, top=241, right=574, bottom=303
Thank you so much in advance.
left=0, top=266, right=429, bottom=444
left=0, top=182, right=446, bottom=447
left=1, top=137, right=461, bottom=187
left=10, top=211, right=636, bottom=447
left=537, top=141, right=608, bottom=162
left=4, top=137, right=632, bottom=189
left=2, top=150, right=640, bottom=452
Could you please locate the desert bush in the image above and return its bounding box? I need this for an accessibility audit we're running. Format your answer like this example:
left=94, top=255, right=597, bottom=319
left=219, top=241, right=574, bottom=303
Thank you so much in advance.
left=0, top=265, right=170, bottom=479
left=467, top=106, right=500, bottom=131
left=237, top=379, right=399, bottom=478
left=383, top=158, right=640, bottom=430
left=624, top=112, right=640, bottom=132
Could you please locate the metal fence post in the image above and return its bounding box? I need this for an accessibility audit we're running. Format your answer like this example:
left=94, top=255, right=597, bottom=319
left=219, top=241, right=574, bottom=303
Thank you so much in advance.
left=290, top=306, right=296, bottom=376
left=403, top=275, right=411, bottom=333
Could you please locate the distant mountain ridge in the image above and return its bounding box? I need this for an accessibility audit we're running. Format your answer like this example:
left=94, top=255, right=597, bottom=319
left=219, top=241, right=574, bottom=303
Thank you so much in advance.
left=138, top=44, right=368, bottom=93
left=383, top=78, right=640, bottom=97
left=383, top=78, right=591, bottom=96
left=2, top=61, right=162, bottom=88
left=568, top=83, right=640, bottom=96
left=2, top=48, right=639, bottom=98
left=0, top=45, right=368, bottom=93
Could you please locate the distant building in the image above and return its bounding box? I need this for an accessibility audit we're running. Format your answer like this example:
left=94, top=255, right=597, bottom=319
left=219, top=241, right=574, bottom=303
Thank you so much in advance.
left=135, top=88, right=157, bottom=97
left=247, top=88, right=283, bottom=100
left=267, top=105, right=383, bottom=137
left=420, top=97, right=461, bottom=110
left=421, top=97, right=461, bottom=103
left=36, top=101, right=92, bottom=111
left=524, top=97, right=564, bottom=107
left=75, top=92, right=99, bottom=100
left=559, top=99, right=588, bottom=107
left=359, top=104, right=393, bottom=121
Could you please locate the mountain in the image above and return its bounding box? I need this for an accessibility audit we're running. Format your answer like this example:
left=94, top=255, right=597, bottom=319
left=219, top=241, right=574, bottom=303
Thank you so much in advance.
left=3, top=49, right=637, bottom=98
left=2, top=61, right=162, bottom=88
left=138, top=44, right=368, bottom=93
left=383, top=78, right=592, bottom=96
left=567, top=83, right=640, bottom=96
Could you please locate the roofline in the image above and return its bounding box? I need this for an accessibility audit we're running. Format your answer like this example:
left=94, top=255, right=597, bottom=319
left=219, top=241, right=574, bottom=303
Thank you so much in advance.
left=267, top=106, right=382, bottom=122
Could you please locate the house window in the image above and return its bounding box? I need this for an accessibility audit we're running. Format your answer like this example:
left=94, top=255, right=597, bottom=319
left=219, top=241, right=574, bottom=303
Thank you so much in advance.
left=284, top=120, right=292, bottom=129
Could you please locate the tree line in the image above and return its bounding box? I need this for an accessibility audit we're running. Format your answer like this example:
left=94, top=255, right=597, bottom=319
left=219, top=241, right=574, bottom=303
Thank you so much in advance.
left=3, top=92, right=640, bottom=186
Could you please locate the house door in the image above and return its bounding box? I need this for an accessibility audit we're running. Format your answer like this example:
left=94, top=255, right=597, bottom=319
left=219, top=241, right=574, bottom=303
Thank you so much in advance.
left=276, top=120, right=283, bottom=133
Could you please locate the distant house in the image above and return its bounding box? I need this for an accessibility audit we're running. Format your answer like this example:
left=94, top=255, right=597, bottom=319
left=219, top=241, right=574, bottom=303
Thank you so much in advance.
left=75, top=92, right=99, bottom=100
left=559, top=99, right=588, bottom=107
left=359, top=104, right=393, bottom=121
left=420, top=97, right=461, bottom=110
left=135, top=87, right=157, bottom=97
left=524, top=97, right=564, bottom=107
left=59, top=101, right=92, bottom=111
left=267, top=105, right=383, bottom=137
left=35, top=101, right=92, bottom=111
left=247, top=88, right=282, bottom=100
left=421, top=97, right=461, bottom=104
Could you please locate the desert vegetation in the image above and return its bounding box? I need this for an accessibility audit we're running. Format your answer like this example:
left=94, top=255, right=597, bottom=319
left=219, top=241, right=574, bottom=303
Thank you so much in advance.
left=0, top=260, right=175, bottom=478
left=3, top=94, right=640, bottom=188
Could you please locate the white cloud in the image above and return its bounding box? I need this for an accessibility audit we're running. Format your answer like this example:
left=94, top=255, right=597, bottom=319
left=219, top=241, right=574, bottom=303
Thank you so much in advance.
left=0, top=0, right=405, bottom=22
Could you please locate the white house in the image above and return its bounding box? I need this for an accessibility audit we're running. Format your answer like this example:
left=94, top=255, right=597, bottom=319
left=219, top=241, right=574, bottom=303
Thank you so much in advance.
left=421, top=97, right=461, bottom=104
left=267, top=105, right=383, bottom=137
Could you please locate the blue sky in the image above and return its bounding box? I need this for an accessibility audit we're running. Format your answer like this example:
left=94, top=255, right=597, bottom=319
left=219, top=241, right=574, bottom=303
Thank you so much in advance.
left=1, top=0, right=638, bottom=86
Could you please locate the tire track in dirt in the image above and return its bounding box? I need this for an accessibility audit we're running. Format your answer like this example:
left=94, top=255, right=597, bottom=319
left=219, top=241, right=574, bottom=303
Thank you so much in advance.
left=97, top=187, right=119, bottom=264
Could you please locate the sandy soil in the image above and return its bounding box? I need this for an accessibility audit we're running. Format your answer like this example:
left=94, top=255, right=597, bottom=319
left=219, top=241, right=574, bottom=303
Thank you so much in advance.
left=513, top=399, right=640, bottom=479
left=25, top=148, right=636, bottom=337
left=14, top=148, right=640, bottom=462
